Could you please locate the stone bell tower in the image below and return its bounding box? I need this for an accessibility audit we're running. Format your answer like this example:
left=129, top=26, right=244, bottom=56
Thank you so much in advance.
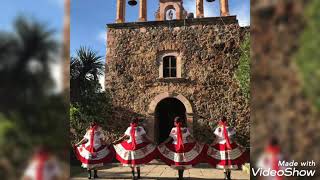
left=220, top=0, right=230, bottom=16
left=155, top=0, right=188, bottom=20
left=116, top=0, right=148, bottom=23
left=115, top=0, right=230, bottom=23
left=196, top=0, right=230, bottom=17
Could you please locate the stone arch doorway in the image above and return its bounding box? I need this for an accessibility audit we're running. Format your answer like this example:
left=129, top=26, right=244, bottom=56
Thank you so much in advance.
left=147, top=92, right=193, bottom=143
left=155, top=98, right=186, bottom=143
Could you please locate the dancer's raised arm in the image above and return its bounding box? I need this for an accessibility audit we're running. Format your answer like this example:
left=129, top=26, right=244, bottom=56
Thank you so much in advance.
left=113, top=134, right=129, bottom=144
left=159, top=136, right=173, bottom=146
left=73, top=121, right=114, bottom=179
left=142, top=134, right=155, bottom=144
left=75, top=137, right=88, bottom=147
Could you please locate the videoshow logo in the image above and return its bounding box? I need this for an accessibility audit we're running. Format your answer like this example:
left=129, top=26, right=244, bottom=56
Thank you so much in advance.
left=252, top=160, right=316, bottom=177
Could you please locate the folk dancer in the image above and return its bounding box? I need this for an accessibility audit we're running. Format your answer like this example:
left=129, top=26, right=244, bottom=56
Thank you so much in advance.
left=113, top=118, right=158, bottom=180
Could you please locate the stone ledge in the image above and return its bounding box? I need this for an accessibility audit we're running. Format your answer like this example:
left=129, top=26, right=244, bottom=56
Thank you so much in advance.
left=157, top=77, right=191, bottom=83
left=107, top=16, right=238, bottom=29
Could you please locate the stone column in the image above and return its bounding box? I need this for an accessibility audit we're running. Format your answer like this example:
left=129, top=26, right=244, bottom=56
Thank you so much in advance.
left=139, top=0, right=147, bottom=22
left=220, top=0, right=230, bottom=16
left=116, top=0, right=125, bottom=23
left=196, top=0, right=204, bottom=18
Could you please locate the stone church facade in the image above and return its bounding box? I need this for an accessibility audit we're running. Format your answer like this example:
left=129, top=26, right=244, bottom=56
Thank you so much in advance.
left=105, top=0, right=249, bottom=146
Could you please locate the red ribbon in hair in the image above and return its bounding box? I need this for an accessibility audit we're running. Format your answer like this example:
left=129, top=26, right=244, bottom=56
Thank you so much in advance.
left=266, top=145, right=282, bottom=180
left=218, top=120, right=232, bottom=150
left=175, top=122, right=184, bottom=152
left=89, top=125, right=98, bottom=153
left=35, top=151, right=49, bottom=180
left=130, top=123, right=138, bottom=150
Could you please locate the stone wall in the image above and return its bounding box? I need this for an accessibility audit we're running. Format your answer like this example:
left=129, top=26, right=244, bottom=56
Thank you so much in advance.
left=105, top=16, right=250, bottom=147
left=251, top=0, right=320, bottom=165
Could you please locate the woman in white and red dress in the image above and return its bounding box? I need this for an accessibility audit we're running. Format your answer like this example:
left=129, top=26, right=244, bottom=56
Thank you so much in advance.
left=257, top=137, right=285, bottom=180
left=207, top=117, right=248, bottom=180
left=22, top=146, right=62, bottom=180
left=158, top=117, right=208, bottom=180
left=74, top=122, right=114, bottom=179
left=113, top=118, right=158, bottom=180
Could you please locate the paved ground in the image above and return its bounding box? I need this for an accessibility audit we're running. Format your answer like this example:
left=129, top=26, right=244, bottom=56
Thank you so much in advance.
left=71, top=162, right=250, bottom=180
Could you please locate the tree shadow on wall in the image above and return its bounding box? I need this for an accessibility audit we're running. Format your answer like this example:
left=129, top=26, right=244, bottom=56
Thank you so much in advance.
left=106, top=106, right=148, bottom=141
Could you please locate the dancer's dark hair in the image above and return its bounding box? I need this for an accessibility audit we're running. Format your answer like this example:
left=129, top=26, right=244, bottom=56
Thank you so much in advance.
left=221, top=116, right=227, bottom=122
left=269, top=137, right=279, bottom=146
left=131, top=117, right=139, bottom=124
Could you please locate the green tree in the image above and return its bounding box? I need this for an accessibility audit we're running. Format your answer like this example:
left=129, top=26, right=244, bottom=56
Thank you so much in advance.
left=235, top=35, right=250, bottom=100
left=0, top=17, right=58, bottom=110
left=70, top=47, right=112, bottom=144
left=295, top=0, right=320, bottom=110
left=70, top=47, right=104, bottom=103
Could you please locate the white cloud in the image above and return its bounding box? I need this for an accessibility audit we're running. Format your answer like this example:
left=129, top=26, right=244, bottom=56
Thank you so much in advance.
left=97, top=30, right=107, bottom=44
left=96, top=30, right=107, bottom=91
left=47, top=0, right=64, bottom=9
left=99, top=75, right=105, bottom=91
left=50, top=60, right=63, bottom=93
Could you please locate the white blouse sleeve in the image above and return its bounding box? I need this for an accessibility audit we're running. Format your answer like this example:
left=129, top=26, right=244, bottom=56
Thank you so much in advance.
left=84, top=131, right=90, bottom=140
left=49, top=158, right=62, bottom=177
left=97, top=130, right=105, bottom=140
left=185, top=128, right=191, bottom=137
left=256, top=154, right=266, bottom=168
left=124, top=127, right=131, bottom=136
left=214, top=127, right=222, bottom=137
left=23, top=162, right=35, bottom=178
left=227, top=127, right=236, bottom=137
left=169, top=128, right=176, bottom=138
left=138, top=127, right=146, bottom=135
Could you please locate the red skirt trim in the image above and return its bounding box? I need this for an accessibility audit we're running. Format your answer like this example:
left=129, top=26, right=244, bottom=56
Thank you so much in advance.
left=74, top=145, right=114, bottom=165
left=120, top=141, right=150, bottom=150
left=114, top=142, right=158, bottom=166
left=206, top=142, right=248, bottom=168
left=157, top=142, right=208, bottom=166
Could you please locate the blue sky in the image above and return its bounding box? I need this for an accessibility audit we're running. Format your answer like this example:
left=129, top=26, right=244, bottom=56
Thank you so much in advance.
left=0, top=0, right=64, bottom=39
left=71, top=0, right=250, bottom=57
left=0, top=0, right=64, bottom=91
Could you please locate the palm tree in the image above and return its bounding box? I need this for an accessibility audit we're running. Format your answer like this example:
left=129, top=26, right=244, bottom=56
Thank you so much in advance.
left=0, top=16, right=58, bottom=112
left=70, top=47, right=104, bottom=102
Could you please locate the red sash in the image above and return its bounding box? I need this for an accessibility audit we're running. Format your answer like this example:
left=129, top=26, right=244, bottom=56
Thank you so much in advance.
left=218, top=120, right=232, bottom=150
left=176, top=122, right=184, bottom=152
left=130, top=123, right=138, bottom=150
left=35, top=152, right=49, bottom=180
left=266, top=146, right=282, bottom=180
left=89, top=125, right=98, bottom=153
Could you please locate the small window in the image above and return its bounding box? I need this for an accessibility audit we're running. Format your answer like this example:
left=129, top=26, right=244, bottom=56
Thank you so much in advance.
left=163, top=56, right=177, bottom=78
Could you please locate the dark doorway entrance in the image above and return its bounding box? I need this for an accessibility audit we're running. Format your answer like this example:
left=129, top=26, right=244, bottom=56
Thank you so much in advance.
left=155, top=98, right=186, bottom=143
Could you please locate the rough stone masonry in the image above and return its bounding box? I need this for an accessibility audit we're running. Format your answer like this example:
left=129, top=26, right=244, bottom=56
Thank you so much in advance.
left=105, top=16, right=250, bottom=147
